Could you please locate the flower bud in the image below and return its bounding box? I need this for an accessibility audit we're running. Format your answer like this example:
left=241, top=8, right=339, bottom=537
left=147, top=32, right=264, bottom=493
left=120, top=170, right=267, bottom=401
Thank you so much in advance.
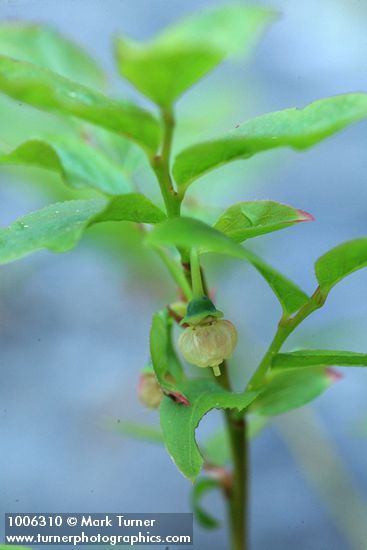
left=138, top=371, right=163, bottom=409
left=178, top=319, right=237, bottom=376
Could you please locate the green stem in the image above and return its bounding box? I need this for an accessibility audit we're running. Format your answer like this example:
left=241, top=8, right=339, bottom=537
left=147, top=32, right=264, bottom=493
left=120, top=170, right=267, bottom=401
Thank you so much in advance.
left=226, top=415, right=247, bottom=550
left=190, top=248, right=204, bottom=298
left=248, top=287, right=326, bottom=390
left=154, top=103, right=248, bottom=550
left=216, top=366, right=248, bottom=550
left=151, top=107, right=181, bottom=218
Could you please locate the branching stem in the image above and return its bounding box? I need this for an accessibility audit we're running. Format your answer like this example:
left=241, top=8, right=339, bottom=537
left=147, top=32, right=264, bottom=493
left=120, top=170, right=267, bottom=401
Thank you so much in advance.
left=248, top=287, right=326, bottom=390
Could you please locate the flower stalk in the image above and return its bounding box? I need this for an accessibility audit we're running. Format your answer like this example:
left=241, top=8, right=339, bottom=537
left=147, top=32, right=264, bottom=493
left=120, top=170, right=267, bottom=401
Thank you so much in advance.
left=190, top=247, right=204, bottom=299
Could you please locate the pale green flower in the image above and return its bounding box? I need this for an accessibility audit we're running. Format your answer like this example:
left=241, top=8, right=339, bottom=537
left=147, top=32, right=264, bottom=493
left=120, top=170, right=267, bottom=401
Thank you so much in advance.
left=178, top=319, right=237, bottom=376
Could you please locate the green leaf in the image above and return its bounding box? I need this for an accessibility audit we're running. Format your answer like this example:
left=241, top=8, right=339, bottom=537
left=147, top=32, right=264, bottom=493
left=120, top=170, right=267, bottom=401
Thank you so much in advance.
left=115, top=5, right=275, bottom=107
left=0, top=199, right=104, bottom=263
left=315, top=238, right=367, bottom=296
left=173, top=93, right=367, bottom=191
left=0, top=22, right=105, bottom=88
left=107, top=420, right=164, bottom=444
left=188, top=205, right=304, bottom=313
left=147, top=216, right=247, bottom=259
left=0, top=136, right=132, bottom=195
left=0, top=194, right=166, bottom=264
left=160, top=378, right=258, bottom=480
left=214, top=200, right=314, bottom=242
left=242, top=248, right=309, bottom=316
left=192, top=478, right=221, bottom=530
left=272, top=350, right=367, bottom=370
left=150, top=309, right=185, bottom=395
left=92, top=193, right=166, bottom=225
left=249, top=367, right=335, bottom=416
left=0, top=56, right=160, bottom=153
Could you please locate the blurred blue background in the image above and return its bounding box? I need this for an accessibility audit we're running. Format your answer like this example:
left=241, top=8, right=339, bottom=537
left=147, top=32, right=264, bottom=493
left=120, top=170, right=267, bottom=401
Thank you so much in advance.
left=1, top=1, right=367, bottom=549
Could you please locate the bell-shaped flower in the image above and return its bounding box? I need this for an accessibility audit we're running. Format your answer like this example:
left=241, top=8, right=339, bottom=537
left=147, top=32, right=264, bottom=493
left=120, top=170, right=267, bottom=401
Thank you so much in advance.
left=178, top=318, right=237, bottom=376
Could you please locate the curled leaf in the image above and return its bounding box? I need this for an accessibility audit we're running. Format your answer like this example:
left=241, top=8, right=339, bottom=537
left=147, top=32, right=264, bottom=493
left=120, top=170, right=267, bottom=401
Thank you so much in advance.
left=214, top=200, right=314, bottom=242
left=160, top=379, right=258, bottom=480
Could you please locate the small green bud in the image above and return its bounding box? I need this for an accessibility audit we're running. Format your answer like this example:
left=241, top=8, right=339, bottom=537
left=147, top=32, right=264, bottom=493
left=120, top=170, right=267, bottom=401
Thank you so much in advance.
left=138, top=372, right=163, bottom=409
left=178, top=319, right=237, bottom=376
